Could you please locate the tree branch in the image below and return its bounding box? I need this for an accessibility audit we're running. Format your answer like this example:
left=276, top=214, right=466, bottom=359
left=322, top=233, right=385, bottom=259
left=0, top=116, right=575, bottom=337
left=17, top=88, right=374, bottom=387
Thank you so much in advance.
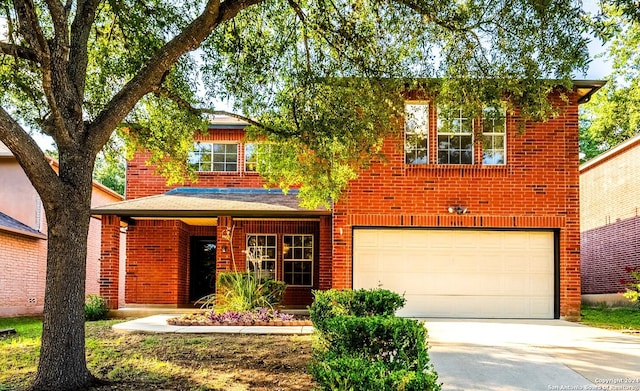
left=69, top=0, right=102, bottom=103
left=14, top=0, right=72, bottom=147
left=152, top=85, right=297, bottom=137
left=287, top=0, right=310, bottom=73
left=0, top=41, right=40, bottom=63
left=0, top=106, right=61, bottom=202
left=87, top=0, right=265, bottom=155
left=43, top=0, right=69, bottom=49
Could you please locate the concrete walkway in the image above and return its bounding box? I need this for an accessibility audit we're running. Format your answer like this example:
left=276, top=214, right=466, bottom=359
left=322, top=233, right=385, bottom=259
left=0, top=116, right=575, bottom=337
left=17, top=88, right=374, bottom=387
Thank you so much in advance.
left=424, top=319, right=640, bottom=391
left=112, top=314, right=314, bottom=334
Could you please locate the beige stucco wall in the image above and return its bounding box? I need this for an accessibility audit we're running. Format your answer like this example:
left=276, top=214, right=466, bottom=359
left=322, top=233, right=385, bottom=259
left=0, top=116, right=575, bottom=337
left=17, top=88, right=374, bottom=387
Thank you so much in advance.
left=0, top=158, right=43, bottom=231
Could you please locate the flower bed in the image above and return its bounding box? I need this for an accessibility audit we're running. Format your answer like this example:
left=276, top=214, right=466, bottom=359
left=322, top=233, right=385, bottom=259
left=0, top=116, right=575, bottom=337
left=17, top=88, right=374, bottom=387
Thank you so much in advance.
left=167, top=308, right=312, bottom=327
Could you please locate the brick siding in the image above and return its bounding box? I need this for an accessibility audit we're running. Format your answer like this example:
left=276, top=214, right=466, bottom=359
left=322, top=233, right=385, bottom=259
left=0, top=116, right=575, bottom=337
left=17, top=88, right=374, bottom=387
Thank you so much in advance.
left=112, top=94, right=583, bottom=317
left=580, top=137, right=640, bottom=294
left=332, top=93, right=582, bottom=318
left=126, top=129, right=266, bottom=199
left=0, top=231, right=47, bottom=317
left=581, top=216, right=640, bottom=294
left=123, top=217, right=326, bottom=306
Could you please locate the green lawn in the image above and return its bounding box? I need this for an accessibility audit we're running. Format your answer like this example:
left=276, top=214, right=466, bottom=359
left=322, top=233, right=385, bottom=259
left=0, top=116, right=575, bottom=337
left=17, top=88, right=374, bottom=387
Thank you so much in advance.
left=580, top=305, right=640, bottom=332
left=0, top=316, right=314, bottom=390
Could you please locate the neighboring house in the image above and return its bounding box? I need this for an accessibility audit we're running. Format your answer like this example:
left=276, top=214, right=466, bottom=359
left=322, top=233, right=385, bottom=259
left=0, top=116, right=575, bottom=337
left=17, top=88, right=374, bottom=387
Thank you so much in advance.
left=0, top=142, right=123, bottom=317
left=93, top=81, right=604, bottom=320
left=580, top=134, right=640, bottom=304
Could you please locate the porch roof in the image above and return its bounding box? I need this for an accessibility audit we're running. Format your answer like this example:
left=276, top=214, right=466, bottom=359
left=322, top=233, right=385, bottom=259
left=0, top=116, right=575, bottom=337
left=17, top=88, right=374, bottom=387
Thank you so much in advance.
left=91, top=188, right=331, bottom=218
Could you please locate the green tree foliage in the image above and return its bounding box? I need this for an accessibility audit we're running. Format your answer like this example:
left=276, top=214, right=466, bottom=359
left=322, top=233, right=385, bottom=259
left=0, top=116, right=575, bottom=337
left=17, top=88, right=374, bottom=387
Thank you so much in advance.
left=0, top=0, right=589, bottom=388
left=580, top=4, right=640, bottom=161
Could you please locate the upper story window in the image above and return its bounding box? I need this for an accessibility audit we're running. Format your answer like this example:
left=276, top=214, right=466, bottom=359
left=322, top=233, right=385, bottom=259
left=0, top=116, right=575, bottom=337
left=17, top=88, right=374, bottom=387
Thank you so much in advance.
left=246, top=234, right=277, bottom=280
left=482, top=107, right=506, bottom=165
left=188, top=142, right=238, bottom=172
left=437, top=106, right=473, bottom=164
left=404, top=103, right=429, bottom=164
left=244, top=143, right=258, bottom=172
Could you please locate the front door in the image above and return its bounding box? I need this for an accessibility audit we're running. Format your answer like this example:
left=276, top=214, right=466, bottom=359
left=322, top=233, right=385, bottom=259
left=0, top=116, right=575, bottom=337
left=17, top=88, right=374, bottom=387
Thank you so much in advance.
left=190, top=237, right=217, bottom=302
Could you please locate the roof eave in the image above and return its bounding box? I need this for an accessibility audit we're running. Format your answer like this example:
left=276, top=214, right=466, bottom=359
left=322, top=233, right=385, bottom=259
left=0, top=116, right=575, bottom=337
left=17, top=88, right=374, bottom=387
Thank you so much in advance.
left=573, top=79, right=607, bottom=104
left=91, top=209, right=331, bottom=218
left=0, top=226, right=47, bottom=240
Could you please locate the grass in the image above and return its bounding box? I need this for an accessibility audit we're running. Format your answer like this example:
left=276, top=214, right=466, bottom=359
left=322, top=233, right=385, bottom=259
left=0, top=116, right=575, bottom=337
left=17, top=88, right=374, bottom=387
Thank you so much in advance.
left=580, top=304, right=640, bottom=332
left=0, top=317, right=315, bottom=391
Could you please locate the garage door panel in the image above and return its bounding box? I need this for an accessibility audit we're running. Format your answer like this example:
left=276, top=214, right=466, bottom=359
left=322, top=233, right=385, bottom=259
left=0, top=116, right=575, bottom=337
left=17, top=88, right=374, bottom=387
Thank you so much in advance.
left=353, top=229, right=555, bottom=319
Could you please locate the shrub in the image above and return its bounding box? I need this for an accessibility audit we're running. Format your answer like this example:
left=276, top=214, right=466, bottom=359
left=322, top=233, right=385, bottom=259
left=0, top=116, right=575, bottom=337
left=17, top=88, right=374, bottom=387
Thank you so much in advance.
left=309, top=289, right=440, bottom=391
left=84, top=294, right=109, bottom=321
left=216, top=272, right=287, bottom=313
left=309, top=354, right=440, bottom=391
left=309, top=288, right=405, bottom=332
left=621, top=266, right=640, bottom=306
left=317, top=315, right=431, bottom=371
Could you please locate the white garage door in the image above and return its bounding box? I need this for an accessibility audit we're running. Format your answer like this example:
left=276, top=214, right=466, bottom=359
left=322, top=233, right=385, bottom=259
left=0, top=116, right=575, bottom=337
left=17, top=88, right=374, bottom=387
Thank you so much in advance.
left=353, top=229, right=555, bottom=318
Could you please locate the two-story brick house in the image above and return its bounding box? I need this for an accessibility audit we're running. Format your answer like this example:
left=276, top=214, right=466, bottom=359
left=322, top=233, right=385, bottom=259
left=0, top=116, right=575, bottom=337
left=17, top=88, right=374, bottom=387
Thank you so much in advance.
left=94, top=81, right=604, bottom=320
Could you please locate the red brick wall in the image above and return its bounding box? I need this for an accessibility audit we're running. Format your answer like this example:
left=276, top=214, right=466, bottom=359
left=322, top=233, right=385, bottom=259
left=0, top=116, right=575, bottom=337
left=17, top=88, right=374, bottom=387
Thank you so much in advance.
left=0, top=231, right=47, bottom=317
left=124, top=218, right=325, bottom=306
left=126, top=129, right=266, bottom=199
left=580, top=136, right=640, bottom=295
left=332, top=94, right=582, bottom=318
left=581, top=216, right=640, bottom=294
left=125, top=220, right=187, bottom=305
left=99, top=215, right=121, bottom=308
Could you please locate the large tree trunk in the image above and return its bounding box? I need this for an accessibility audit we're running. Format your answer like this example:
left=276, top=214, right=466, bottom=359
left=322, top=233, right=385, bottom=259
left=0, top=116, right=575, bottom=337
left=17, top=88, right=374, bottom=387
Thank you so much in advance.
left=30, top=152, right=97, bottom=390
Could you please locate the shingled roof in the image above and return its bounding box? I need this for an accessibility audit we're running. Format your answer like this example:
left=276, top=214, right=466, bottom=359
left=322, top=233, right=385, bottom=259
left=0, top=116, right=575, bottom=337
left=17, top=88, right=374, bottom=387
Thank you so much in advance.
left=0, top=212, right=47, bottom=239
left=91, top=188, right=331, bottom=218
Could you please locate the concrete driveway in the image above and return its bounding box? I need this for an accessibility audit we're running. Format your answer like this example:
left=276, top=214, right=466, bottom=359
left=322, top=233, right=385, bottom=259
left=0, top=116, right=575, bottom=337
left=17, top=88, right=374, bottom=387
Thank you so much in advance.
left=423, top=319, right=640, bottom=391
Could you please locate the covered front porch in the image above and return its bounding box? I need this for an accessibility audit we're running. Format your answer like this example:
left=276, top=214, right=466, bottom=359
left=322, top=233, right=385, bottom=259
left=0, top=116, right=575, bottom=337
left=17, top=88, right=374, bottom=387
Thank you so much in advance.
left=93, top=188, right=333, bottom=309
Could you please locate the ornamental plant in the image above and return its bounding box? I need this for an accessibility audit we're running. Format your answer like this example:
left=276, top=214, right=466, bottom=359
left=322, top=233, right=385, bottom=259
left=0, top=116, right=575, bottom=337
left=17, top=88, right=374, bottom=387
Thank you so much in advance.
left=621, top=266, right=640, bottom=306
left=206, top=307, right=295, bottom=324
left=215, top=226, right=287, bottom=313
left=84, top=295, right=109, bottom=321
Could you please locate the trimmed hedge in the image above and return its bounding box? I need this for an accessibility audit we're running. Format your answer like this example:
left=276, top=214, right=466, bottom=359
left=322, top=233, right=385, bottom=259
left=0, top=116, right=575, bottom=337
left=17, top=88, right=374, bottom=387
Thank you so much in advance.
left=319, top=315, right=431, bottom=370
left=309, top=355, right=440, bottom=391
left=309, top=288, right=406, bottom=332
left=308, top=289, right=441, bottom=391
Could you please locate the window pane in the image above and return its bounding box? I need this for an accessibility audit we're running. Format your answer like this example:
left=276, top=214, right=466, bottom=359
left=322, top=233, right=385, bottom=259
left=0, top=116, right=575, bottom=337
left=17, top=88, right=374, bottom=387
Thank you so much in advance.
left=405, top=103, right=429, bottom=165
left=282, top=235, right=313, bottom=286
left=482, top=106, right=507, bottom=165
left=438, top=151, right=449, bottom=164
left=245, top=144, right=257, bottom=172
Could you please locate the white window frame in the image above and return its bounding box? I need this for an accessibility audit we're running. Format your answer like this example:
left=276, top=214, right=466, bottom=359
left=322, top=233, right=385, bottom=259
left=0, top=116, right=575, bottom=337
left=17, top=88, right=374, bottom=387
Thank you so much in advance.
left=404, top=102, right=430, bottom=164
left=244, top=143, right=258, bottom=172
left=283, top=234, right=314, bottom=287
left=246, top=234, right=277, bottom=280
left=437, top=106, right=474, bottom=165
left=188, top=142, right=238, bottom=172
left=481, top=106, right=507, bottom=165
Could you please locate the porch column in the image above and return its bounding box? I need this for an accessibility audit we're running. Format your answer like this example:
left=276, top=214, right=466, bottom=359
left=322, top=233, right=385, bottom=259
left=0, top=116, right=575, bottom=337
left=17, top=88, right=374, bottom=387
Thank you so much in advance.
left=99, top=215, right=121, bottom=309
left=318, top=215, right=333, bottom=290
left=216, top=216, right=234, bottom=272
